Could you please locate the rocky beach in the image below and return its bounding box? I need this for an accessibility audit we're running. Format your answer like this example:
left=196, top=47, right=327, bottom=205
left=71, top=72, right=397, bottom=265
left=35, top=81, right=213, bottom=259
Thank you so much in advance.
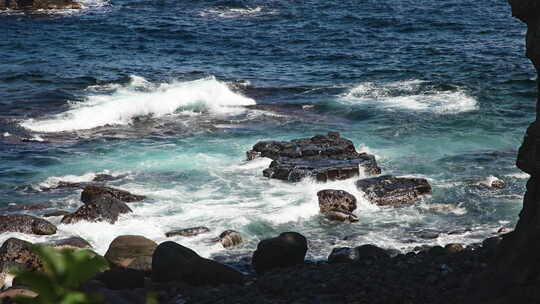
left=1, top=0, right=538, bottom=303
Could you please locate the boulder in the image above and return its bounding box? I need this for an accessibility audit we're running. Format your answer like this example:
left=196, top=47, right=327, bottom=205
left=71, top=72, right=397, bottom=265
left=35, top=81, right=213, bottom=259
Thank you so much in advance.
left=49, top=237, right=92, bottom=250
left=0, top=214, right=56, bottom=235
left=1, top=0, right=81, bottom=10
left=104, top=235, right=157, bottom=272
left=165, top=226, right=210, bottom=238
left=219, top=230, right=243, bottom=248
left=0, top=238, right=43, bottom=284
left=248, top=132, right=381, bottom=182
left=317, top=189, right=358, bottom=222
left=81, top=185, right=145, bottom=204
left=356, top=175, right=432, bottom=206
left=151, top=241, right=244, bottom=286
left=61, top=196, right=132, bottom=225
left=252, top=232, right=308, bottom=274
left=328, top=245, right=389, bottom=263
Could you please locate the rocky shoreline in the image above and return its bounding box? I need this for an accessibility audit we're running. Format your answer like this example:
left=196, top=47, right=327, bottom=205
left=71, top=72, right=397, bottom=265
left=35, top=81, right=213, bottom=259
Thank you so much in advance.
left=1, top=0, right=538, bottom=303
left=0, top=130, right=511, bottom=303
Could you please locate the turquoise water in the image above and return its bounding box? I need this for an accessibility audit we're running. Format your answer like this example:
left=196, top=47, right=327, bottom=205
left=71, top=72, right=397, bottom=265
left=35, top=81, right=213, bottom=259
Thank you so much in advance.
left=0, top=0, right=533, bottom=258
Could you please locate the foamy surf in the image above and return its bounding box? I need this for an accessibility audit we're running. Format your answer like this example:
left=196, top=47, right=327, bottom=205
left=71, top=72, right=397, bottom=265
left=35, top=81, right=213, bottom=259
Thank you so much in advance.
left=341, top=80, right=478, bottom=114
left=21, top=76, right=256, bottom=132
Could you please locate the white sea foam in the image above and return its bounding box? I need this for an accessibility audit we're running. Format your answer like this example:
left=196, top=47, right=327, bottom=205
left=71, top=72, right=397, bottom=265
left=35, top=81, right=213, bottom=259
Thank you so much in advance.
left=342, top=80, right=478, bottom=114
left=200, top=6, right=267, bottom=19
left=505, top=172, right=530, bottom=179
left=21, top=76, right=255, bottom=132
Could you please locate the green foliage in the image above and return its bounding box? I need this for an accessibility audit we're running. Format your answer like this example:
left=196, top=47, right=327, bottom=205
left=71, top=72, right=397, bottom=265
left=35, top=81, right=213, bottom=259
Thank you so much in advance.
left=14, top=246, right=108, bottom=304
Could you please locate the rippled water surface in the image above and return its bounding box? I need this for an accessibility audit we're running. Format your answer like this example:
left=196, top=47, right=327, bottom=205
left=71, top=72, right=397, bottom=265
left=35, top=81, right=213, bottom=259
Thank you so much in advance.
left=0, top=0, right=533, bottom=259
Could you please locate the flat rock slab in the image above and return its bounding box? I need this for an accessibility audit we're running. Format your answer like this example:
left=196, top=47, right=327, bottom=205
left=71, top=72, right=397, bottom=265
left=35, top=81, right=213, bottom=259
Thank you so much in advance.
left=248, top=132, right=381, bottom=182
left=356, top=175, right=431, bottom=206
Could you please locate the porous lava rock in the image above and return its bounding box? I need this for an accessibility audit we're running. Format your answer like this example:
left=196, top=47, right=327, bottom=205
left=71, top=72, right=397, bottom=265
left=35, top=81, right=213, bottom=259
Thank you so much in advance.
left=0, top=214, right=56, bottom=236
left=317, top=189, right=358, bottom=222
left=81, top=185, right=145, bottom=204
left=356, top=175, right=431, bottom=206
left=61, top=195, right=132, bottom=225
left=248, top=132, right=381, bottom=182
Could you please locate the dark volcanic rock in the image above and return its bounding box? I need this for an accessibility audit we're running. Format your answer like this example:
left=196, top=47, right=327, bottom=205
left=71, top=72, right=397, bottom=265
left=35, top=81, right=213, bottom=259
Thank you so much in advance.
left=0, top=238, right=43, bottom=275
left=104, top=235, right=157, bottom=272
left=0, top=214, right=56, bottom=235
left=43, top=210, right=71, bottom=218
left=152, top=241, right=244, bottom=286
left=252, top=232, right=308, bottom=274
left=219, top=230, right=243, bottom=248
left=95, top=268, right=146, bottom=290
left=61, top=196, right=132, bottom=225
left=248, top=132, right=381, bottom=182
left=49, top=236, right=92, bottom=250
left=328, top=245, right=390, bottom=264
left=356, top=175, right=432, bottom=206
left=165, top=226, right=210, bottom=238
left=81, top=185, right=145, bottom=204
left=0, top=0, right=81, bottom=10
left=317, top=189, right=358, bottom=222
left=469, top=2, right=540, bottom=304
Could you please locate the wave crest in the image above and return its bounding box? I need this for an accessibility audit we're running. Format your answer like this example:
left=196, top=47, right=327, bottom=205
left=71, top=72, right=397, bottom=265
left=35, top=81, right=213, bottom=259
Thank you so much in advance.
left=342, top=80, right=478, bottom=114
left=21, top=76, right=256, bottom=132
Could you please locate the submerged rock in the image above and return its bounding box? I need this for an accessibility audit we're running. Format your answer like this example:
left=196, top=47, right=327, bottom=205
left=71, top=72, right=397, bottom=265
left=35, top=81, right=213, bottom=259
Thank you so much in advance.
left=356, top=175, right=431, bottom=206
left=81, top=185, right=145, bottom=204
left=252, top=232, right=308, bottom=274
left=165, top=226, right=210, bottom=238
left=248, top=132, right=381, bottom=182
left=152, top=241, right=244, bottom=286
left=0, top=214, right=56, bottom=236
left=317, top=189, right=358, bottom=222
left=104, top=235, right=157, bottom=272
left=61, top=195, right=132, bottom=225
left=0, top=0, right=82, bottom=10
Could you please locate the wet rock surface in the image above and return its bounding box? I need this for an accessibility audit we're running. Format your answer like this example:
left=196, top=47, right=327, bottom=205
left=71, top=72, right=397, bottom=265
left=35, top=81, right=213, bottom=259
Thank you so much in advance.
left=248, top=132, right=381, bottom=182
left=219, top=230, right=243, bottom=248
left=317, top=189, right=358, bottom=222
left=81, top=185, right=145, bottom=204
left=0, top=214, right=56, bottom=236
left=61, top=195, right=132, bottom=224
left=48, top=236, right=92, bottom=250
left=165, top=226, right=210, bottom=238
left=356, top=175, right=432, bottom=206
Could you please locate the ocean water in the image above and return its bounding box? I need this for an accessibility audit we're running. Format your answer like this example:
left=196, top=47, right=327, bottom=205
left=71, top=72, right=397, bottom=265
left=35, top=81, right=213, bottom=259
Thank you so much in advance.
left=0, top=0, right=533, bottom=259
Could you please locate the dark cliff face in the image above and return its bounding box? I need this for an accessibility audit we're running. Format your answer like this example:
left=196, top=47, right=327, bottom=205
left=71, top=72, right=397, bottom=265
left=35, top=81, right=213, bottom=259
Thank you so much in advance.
left=473, top=1, right=540, bottom=303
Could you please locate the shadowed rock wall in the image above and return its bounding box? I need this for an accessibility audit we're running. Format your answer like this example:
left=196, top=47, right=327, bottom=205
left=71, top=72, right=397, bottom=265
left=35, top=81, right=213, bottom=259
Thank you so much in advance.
left=473, top=1, right=540, bottom=303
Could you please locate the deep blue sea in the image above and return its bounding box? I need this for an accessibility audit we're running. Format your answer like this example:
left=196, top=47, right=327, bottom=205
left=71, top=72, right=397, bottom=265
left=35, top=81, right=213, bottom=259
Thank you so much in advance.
left=0, top=0, right=534, bottom=258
